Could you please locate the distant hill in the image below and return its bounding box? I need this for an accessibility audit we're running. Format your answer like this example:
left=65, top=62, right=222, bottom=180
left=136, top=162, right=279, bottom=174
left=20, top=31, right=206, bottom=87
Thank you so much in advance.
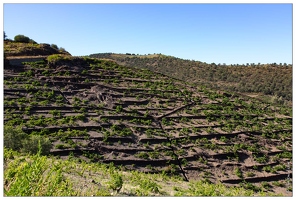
left=89, top=53, right=292, bottom=105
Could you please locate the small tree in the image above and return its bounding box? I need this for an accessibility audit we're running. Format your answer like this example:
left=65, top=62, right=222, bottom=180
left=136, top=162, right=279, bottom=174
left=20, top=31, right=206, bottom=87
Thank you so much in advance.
left=107, top=172, right=123, bottom=193
left=4, top=31, right=7, bottom=40
left=4, top=125, right=52, bottom=155
left=4, top=126, right=28, bottom=151
left=21, top=135, right=52, bottom=155
left=14, top=34, right=30, bottom=43
left=51, top=44, right=59, bottom=50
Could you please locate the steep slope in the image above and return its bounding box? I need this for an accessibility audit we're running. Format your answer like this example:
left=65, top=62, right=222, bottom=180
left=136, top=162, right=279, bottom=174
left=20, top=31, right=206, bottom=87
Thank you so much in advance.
left=89, top=53, right=292, bottom=105
left=3, top=54, right=292, bottom=196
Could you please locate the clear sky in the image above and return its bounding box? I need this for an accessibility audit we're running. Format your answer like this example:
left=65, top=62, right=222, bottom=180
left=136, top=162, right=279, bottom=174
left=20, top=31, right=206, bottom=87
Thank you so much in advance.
left=3, top=3, right=293, bottom=65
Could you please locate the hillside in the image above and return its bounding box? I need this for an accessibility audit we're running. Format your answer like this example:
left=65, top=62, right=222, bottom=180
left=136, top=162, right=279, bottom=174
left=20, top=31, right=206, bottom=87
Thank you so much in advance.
left=3, top=41, right=292, bottom=196
left=4, top=40, right=71, bottom=58
left=89, top=53, right=292, bottom=105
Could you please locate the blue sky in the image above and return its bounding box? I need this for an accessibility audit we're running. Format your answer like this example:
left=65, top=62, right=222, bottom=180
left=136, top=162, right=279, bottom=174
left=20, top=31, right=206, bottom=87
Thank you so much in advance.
left=3, top=3, right=292, bottom=64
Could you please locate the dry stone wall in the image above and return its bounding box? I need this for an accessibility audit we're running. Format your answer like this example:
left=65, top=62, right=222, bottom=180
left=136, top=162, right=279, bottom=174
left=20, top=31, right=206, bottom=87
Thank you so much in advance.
left=7, top=56, right=47, bottom=66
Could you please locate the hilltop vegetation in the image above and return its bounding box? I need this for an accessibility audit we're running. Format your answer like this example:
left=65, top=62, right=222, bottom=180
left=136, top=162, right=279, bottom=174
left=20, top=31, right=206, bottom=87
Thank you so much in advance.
left=89, top=53, right=292, bottom=105
left=3, top=38, right=293, bottom=196
left=4, top=33, right=70, bottom=57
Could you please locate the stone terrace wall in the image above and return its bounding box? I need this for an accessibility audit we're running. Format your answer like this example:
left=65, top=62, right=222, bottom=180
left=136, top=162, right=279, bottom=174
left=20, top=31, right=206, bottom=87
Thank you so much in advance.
left=7, top=56, right=47, bottom=66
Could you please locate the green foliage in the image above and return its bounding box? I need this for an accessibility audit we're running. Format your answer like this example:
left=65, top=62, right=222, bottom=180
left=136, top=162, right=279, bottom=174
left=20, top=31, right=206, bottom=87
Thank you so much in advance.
left=240, top=181, right=261, bottom=192
left=278, top=151, right=292, bottom=159
left=3, top=148, right=283, bottom=197
left=4, top=125, right=52, bottom=155
left=47, top=54, right=70, bottom=64
left=21, top=135, right=52, bottom=155
left=107, top=172, right=123, bottom=192
left=272, top=181, right=285, bottom=187
left=261, top=181, right=271, bottom=190
left=219, top=136, right=228, bottom=143
left=4, top=148, right=20, bottom=160
left=14, top=34, right=30, bottom=43
left=149, top=151, right=160, bottom=159
left=75, top=113, right=86, bottom=121
left=234, top=167, right=243, bottom=179
left=136, top=152, right=149, bottom=159
left=55, top=143, right=69, bottom=149
left=254, top=155, right=268, bottom=164
left=4, top=150, right=76, bottom=196
left=81, top=69, right=88, bottom=75
left=137, top=178, right=161, bottom=195
left=49, top=109, right=61, bottom=118
left=90, top=53, right=292, bottom=102
left=4, top=126, right=28, bottom=151
left=175, top=180, right=255, bottom=196
left=115, top=105, right=123, bottom=113
left=50, top=44, right=58, bottom=50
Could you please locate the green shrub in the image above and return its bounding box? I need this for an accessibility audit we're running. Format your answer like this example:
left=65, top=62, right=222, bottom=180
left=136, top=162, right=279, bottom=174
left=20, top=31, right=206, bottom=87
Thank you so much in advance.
left=4, top=125, right=52, bottom=155
left=4, top=126, right=28, bottom=151
left=14, top=34, right=30, bottom=43
left=234, top=167, right=243, bottom=179
left=107, top=172, right=123, bottom=192
left=55, top=144, right=69, bottom=149
left=51, top=44, right=59, bottom=50
left=22, top=135, right=52, bottom=155
left=136, top=152, right=149, bottom=159
left=47, top=54, right=70, bottom=64
left=137, top=178, right=161, bottom=195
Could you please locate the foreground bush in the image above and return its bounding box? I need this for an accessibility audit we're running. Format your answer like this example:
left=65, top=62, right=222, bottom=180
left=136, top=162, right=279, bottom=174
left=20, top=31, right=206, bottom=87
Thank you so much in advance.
left=4, top=126, right=52, bottom=155
left=4, top=148, right=76, bottom=196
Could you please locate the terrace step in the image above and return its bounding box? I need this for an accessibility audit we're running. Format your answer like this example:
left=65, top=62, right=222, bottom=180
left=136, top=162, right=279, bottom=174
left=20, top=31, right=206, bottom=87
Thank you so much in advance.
left=221, top=173, right=292, bottom=184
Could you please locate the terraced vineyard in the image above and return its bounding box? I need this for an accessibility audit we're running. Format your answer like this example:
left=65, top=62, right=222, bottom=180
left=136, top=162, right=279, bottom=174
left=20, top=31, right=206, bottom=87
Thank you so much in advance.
left=4, top=55, right=292, bottom=195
